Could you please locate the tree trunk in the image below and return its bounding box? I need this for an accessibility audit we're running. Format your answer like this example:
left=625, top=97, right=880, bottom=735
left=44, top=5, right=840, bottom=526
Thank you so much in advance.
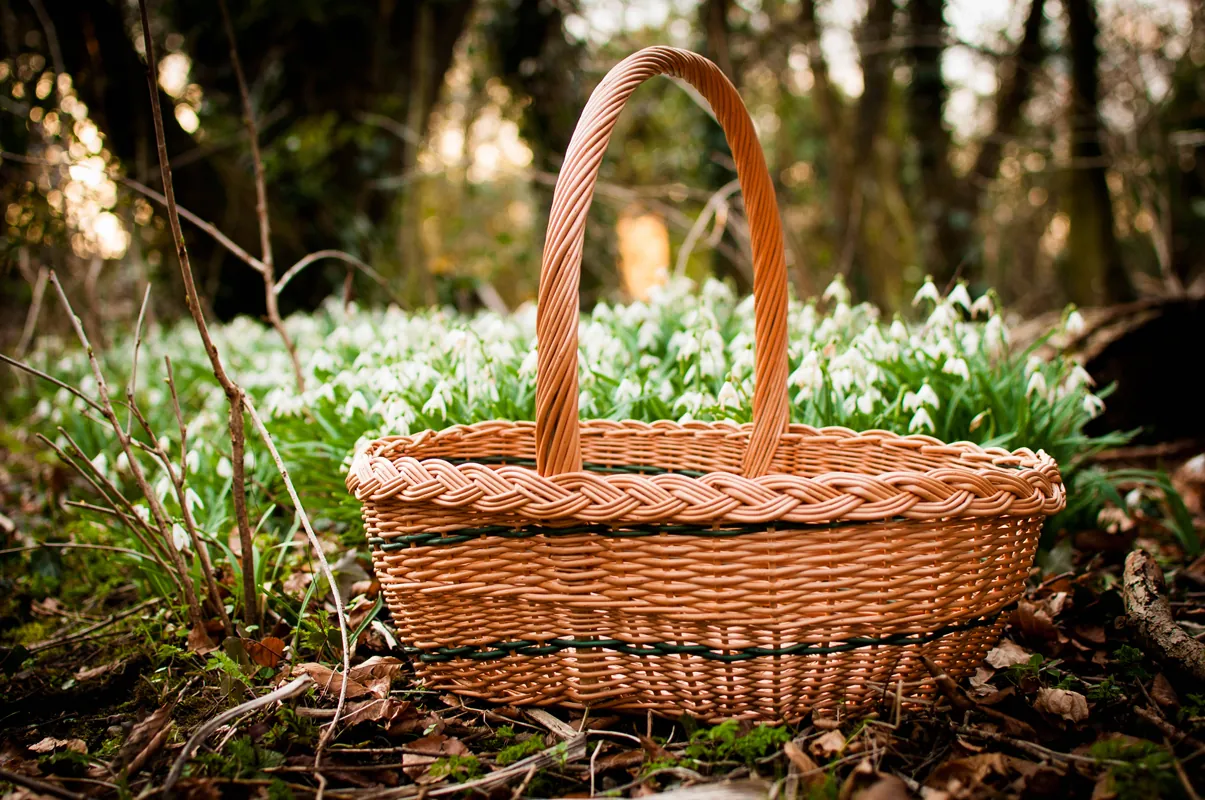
left=906, top=0, right=959, bottom=286
left=1064, top=0, right=1131, bottom=304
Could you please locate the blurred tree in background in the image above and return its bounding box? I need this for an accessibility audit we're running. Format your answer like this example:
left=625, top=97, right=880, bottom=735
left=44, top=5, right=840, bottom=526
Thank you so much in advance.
left=2, top=0, right=1203, bottom=336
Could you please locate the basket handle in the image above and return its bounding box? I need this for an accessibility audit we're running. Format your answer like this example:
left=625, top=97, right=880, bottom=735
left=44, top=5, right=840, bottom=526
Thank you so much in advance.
left=535, top=46, right=790, bottom=478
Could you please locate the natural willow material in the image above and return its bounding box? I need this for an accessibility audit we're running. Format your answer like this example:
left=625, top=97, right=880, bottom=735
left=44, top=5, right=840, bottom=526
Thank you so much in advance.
left=347, top=46, right=1065, bottom=721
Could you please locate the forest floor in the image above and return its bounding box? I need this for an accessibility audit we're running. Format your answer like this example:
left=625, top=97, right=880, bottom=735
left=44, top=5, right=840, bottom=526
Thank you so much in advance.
left=2, top=443, right=1204, bottom=800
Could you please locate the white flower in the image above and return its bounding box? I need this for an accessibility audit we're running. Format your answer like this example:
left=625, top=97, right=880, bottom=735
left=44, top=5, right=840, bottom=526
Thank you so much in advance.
left=615, top=378, right=642, bottom=405
left=172, top=522, right=191, bottom=551
left=912, top=278, right=940, bottom=306
left=889, top=319, right=909, bottom=342
left=822, top=275, right=850, bottom=304
left=91, top=452, right=108, bottom=476
left=344, top=390, right=369, bottom=416
left=856, top=389, right=881, bottom=415
left=717, top=382, right=741, bottom=410
left=903, top=383, right=941, bottom=412
left=971, top=294, right=994, bottom=318
left=422, top=381, right=450, bottom=418
left=1025, top=355, right=1044, bottom=376
left=1026, top=371, right=1048, bottom=399
left=947, top=283, right=972, bottom=312
left=969, top=410, right=990, bottom=432
left=789, top=351, right=824, bottom=393
left=184, top=487, right=204, bottom=512
left=927, top=302, right=957, bottom=329
left=116, top=452, right=130, bottom=472
left=984, top=316, right=1009, bottom=358
left=216, top=456, right=233, bottom=479
left=1083, top=393, right=1105, bottom=417
left=1125, top=488, right=1143, bottom=509
left=185, top=449, right=200, bottom=472
left=1064, top=364, right=1095, bottom=391
left=909, top=407, right=935, bottom=433
left=1065, top=309, right=1086, bottom=336
left=942, top=357, right=970, bottom=380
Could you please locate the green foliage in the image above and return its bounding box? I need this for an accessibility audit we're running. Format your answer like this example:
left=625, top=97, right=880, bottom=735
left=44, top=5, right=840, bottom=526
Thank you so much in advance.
left=1006, top=653, right=1076, bottom=688
left=1089, top=738, right=1182, bottom=800
left=683, top=721, right=791, bottom=766
left=495, top=735, right=546, bottom=766
left=429, top=754, right=482, bottom=782
left=1111, top=645, right=1152, bottom=682
left=193, top=736, right=286, bottom=780
left=1087, top=676, right=1125, bottom=704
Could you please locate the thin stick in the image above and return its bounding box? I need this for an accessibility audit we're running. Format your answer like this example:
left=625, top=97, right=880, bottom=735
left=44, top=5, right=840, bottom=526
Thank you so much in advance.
left=275, top=249, right=402, bottom=306
left=0, top=353, right=105, bottom=415
left=15, top=264, right=49, bottom=357
left=126, top=284, right=152, bottom=434
left=0, top=767, right=83, bottom=800
left=48, top=271, right=207, bottom=631
left=217, top=0, right=305, bottom=393
left=135, top=0, right=262, bottom=631
left=163, top=675, right=314, bottom=791
left=243, top=397, right=349, bottom=765
left=29, top=597, right=160, bottom=653
left=0, top=540, right=152, bottom=560
left=127, top=398, right=234, bottom=636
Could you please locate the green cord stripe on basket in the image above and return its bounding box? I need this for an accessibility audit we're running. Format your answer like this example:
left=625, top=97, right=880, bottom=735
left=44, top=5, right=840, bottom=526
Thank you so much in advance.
left=368, top=520, right=854, bottom=551
left=405, top=611, right=1003, bottom=664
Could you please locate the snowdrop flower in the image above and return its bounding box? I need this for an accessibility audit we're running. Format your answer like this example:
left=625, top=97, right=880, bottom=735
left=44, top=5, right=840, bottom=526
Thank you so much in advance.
left=1064, top=364, right=1095, bottom=391
left=927, top=302, right=958, bottom=330
left=518, top=348, right=539, bottom=378
left=822, top=275, right=850, bottom=304
left=984, top=315, right=1009, bottom=358
left=185, top=487, right=204, bottom=512
left=909, top=407, right=936, bottom=433
left=116, top=452, right=130, bottom=473
left=669, top=331, right=699, bottom=362
left=172, top=523, right=191, bottom=551
left=903, top=383, right=941, bottom=411
left=216, top=456, right=233, bottom=480
left=889, top=319, right=909, bottom=342
left=856, top=388, right=881, bottom=415
left=789, top=351, right=824, bottom=395
left=947, top=283, right=972, bottom=312
left=942, top=357, right=970, bottom=380
left=912, top=278, right=940, bottom=306
left=615, top=378, right=642, bottom=405
left=422, top=381, right=451, bottom=418
left=91, top=452, right=108, bottom=476
left=186, top=449, right=201, bottom=472
left=1065, top=308, right=1086, bottom=336
left=717, top=382, right=741, bottom=410
left=699, top=329, right=726, bottom=379
left=971, top=293, right=994, bottom=318
left=154, top=475, right=172, bottom=503
left=1025, top=355, right=1044, bottom=376
left=1083, top=393, right=1105, bottom=417
left=1026, top=371, right=1048, bottom=399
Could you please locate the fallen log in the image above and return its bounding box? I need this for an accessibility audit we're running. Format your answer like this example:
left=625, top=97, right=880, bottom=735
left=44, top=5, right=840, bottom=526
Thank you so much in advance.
left=1122, top=549, right=1205, bottom=685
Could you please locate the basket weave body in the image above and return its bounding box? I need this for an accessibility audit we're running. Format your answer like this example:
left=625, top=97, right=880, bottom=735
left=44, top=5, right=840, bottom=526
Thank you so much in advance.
left=347, top=46, right=1065, bottom=722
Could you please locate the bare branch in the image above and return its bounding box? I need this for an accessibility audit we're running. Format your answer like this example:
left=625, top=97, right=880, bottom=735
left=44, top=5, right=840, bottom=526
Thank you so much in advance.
left=15, top=263, right=48, bottom=358
left=136, top=0, right=262, bottom=629
left=275, top=249, right=404, bottom=307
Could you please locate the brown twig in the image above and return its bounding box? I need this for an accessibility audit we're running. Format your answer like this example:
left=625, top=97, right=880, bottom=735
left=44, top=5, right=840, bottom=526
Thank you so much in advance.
left=15, top=263, right=49, bottom=358
left=0, top=767, right=84, bottom=800
left=275, top=249, right=403, bottom=307
left=135, top=0, right=262, bottom=632
left=28, top=597, right=160, bottom=654
left=48, top=271, right=207, bottom=631
left=217, top=0, right=305, bottom=393
left=0, top=353, right=105, bottom=415
left=125, top=284, right=152, bottom=434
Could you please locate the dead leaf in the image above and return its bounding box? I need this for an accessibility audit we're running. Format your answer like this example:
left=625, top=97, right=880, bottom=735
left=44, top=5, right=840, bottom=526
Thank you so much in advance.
left=968, top=667, right=996, bottom=690
left=28, top=737, right=87, bottom=754
left=291, top=663, right=372, bottom=699
left=810, top=729, right=847, bottom=759
left=784, top=740, right=825, bottom=787
left=187, top=623, right=217, bottom=655
left=401, top=733, right=469, bottom=781
left=846, top=774, right=911, bottom=800
left=985, top=640, right=1032, bottom=669
left=1150, top=674, right=1179, bottom=709
left=347, top=656, right=405, bottom=699
left=244, top=636, right=287, bottom=668
left=1012, top=601, right=1058, bottom=641
left=342, top=697, right=419, bottom=729
left=1075, top=625, right=1107, bottom=645
left=594, top=749, right=646, bottom=772
left=283, top=570, right=313, bottom=598
left=75, top=658, right=123, bottom=681
left=118, top=704, right=175, bottom=778
left=1034, top=688, right=1089, bottom=723
left=638, top=735, right=672, bottom=762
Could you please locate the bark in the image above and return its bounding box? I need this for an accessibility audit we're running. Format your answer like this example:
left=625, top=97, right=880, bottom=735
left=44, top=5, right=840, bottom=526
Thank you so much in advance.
left=1064, top=0, right=1132, bottom=304
left=906, top=0, right=959, bottom=284
left=1123, top=549, right=1205, bottom=685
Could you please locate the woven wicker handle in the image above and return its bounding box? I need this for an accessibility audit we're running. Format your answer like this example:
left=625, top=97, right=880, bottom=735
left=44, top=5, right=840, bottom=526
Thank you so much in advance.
left=535, top=46, right=790, bottom=478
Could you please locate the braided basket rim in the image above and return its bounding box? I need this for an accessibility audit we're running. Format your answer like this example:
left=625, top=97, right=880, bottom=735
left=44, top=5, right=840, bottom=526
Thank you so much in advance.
left=346, top=419, right=1065, bottom=526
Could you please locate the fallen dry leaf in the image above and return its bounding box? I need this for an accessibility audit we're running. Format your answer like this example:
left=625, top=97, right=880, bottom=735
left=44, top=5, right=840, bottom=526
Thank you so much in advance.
left=1150, top=673, right=1179, bottom=709
left=810, top=729, right=847, bottom=759
left=116, top=704, right=173, bottom=769
left=28, top=737, right=87, bottom=754
left=244, top=636, right=287, bottom=668
left=1012, top=601, right=1058, bottom=641
left=594, top=748, right=646, bottom=772
left=784, top=740, right=825, bottom=787
left=291, top=663, right=372, bottom=699
left=341, top=696, right=419, bottom=730
left=347, top=656, right=405, bottom=699
left=985, top=640, right=1031, bottom=669
left=401, top=733, right=469, bottom=781
left=1034, top=688, right=1089, bottom=723
left=75, top=658, right=123, bottom=681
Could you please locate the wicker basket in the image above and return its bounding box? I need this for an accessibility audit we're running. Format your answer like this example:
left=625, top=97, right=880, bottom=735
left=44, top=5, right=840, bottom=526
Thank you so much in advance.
left=347, top=46, right=1065, bottom=722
